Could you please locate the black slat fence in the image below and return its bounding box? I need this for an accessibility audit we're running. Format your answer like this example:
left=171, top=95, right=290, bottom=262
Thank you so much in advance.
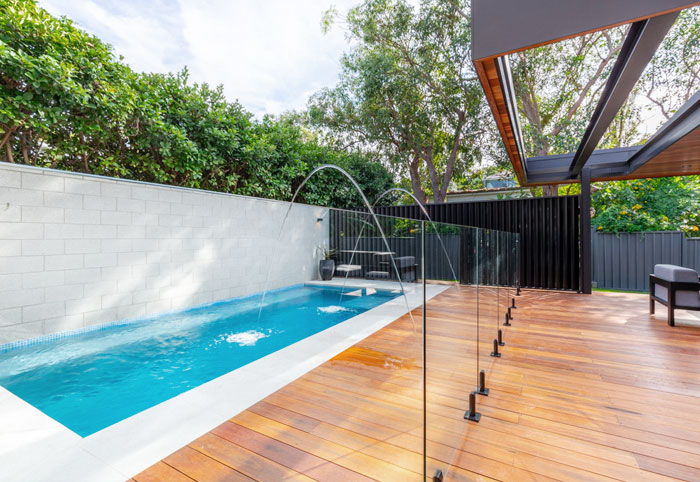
left=369, top=196, right=580, bottom=291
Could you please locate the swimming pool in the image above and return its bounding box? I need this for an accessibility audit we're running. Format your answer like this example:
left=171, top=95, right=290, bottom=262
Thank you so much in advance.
left=0, top=284, right=400, bottom=437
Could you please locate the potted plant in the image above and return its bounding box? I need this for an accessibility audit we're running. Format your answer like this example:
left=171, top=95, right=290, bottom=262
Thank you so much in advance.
left=317, top=246, right=337, bottom=280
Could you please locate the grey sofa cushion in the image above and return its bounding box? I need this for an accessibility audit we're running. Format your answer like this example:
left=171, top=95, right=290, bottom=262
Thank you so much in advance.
left=654, top=264, right=699, bottom=282
left=653, top=264, right=700, bottom=307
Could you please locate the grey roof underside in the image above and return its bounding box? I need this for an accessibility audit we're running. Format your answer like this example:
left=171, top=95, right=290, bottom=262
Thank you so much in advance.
left=472, top=0, right=697, bottom=61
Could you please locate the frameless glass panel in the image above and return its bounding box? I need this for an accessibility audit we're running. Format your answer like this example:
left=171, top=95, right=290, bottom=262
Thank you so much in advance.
left=515, top=233, right=521, bottom=295
left=478, top=229, right=498, bottom=368
left=500, top=231, right=509, bottom=338
left=261, top=206, right=426, bottom=481
left=423, top=221, right=478, bottom=480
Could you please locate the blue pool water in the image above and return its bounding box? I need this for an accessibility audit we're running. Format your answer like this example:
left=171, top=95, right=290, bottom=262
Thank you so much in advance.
left=0, top=285, right=399, bottom=437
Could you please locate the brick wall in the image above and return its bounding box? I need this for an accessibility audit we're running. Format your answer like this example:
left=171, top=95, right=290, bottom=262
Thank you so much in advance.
left=0, top=162, right=328, bottom=344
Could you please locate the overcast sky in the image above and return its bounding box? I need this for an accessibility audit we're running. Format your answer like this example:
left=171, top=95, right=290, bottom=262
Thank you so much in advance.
left=40, top=0, right=359, bottom=118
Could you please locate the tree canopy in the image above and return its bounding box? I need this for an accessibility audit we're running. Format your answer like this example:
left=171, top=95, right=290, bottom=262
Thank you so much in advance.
left=310, top=0, right=491, bottom=204
left=2, top=0, right=699, bottom=233
left=592, top=177, right=700, bottom=235
left=0, top=0, right=393, bottom=208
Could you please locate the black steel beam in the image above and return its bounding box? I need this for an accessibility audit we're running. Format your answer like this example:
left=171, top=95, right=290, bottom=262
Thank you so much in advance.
left=580, top=167, right=592, bottom=294
left=525, top=89, right=700, bottom=183
left=526, top=147, right=639, bottom=183
left=569, top=13, right=679, bottom=178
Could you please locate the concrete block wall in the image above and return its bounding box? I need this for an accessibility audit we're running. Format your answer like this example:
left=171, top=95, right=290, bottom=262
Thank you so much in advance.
left=0, top=162, right=328, bottom=344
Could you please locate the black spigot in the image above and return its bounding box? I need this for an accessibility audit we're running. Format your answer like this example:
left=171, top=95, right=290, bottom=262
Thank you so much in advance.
left=503, top=312, right=511, bottom=326
left=464, top=390, right=481, bottom=422
left=491, top=338, right=501, bottom=357
left=477, top=369, right=489, bottom=396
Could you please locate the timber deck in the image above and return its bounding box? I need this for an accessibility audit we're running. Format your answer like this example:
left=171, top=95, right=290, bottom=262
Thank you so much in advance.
left=130, top=287, right=700, bottom=481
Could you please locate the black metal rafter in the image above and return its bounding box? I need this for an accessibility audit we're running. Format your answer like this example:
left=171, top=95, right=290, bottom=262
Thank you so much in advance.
left=568, top=12, right=679, bottom=178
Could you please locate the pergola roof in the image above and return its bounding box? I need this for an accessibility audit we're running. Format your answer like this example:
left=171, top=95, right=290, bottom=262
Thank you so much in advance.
left=472, top=0, right=700, bottom=186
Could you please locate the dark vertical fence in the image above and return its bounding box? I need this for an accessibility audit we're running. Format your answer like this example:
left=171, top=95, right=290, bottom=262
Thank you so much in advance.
left=684, top=237, right=700, bottom=270
left=371, top=196, right=580, bottom=291
left=592, top=230, right=700, bottom=291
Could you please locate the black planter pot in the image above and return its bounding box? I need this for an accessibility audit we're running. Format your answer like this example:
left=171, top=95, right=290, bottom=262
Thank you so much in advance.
left=319, top=259, right=335, bottom=280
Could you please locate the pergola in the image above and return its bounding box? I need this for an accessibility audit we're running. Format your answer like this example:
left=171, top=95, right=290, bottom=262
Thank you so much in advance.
left=472, top=0, right=700, bottom=294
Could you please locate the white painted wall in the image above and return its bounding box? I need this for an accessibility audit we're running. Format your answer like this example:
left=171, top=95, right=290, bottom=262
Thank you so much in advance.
left=0, top=162, right=329, bottom=344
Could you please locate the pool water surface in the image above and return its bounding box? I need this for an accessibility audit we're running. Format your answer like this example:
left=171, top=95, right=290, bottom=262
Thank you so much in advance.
left=0, top=285, right=400, bottom=436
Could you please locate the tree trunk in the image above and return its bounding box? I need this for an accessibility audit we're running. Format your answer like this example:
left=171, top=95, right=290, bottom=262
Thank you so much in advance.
left=408, top=156, right=427, bottom=205
left=20, top=132, right=29, bottom=164
left=6, top=141, right=14, bottom=163
left=437, top=126, right=463, bottom=202
left=422, top=146, right=444, bottom=203
left=0, top=125, right=17, bottom=151
left=542, top=184, right=559, bottom=197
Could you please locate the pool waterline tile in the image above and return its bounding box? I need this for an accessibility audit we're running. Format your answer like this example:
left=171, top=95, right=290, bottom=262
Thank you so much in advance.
left=0, top=282, right=309, bottom=353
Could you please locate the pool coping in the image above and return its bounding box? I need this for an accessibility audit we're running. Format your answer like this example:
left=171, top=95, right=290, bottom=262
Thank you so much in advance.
left=0, top=279, right=448, bottom=482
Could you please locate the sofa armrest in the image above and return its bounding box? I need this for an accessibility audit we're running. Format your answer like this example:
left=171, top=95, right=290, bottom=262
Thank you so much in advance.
left=650, top=274, right=700, bottom=292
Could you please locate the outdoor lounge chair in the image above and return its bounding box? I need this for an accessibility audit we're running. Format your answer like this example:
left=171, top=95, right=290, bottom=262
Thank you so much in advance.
left=368, top=255, right=417, bottom=282
left=336, top=264, right=362, bottom=276
left=649, top=264, right=700, bottom=326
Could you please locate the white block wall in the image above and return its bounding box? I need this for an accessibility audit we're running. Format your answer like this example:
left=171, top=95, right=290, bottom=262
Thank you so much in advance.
left=0, top=162, right=328, bottom=344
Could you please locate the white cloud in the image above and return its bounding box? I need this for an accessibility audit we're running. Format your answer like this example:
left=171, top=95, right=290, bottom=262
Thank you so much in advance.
left=39, top=0, right=357, bottom=118
left=41, top=0, right=187, bottom=74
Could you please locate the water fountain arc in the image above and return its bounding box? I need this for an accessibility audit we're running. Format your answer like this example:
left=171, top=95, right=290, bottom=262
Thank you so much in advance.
left=256, top=164, right=417, bottom=329
left=338, top=187, right=459, bottom=294
left=372, top=187, right=459, bottom=283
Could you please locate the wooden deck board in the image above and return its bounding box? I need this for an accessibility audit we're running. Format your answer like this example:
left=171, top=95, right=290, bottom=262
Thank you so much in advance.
left=132, top=288, right=700, bottom=481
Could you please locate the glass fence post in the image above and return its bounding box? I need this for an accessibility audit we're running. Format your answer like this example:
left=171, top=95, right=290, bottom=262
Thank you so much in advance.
left=421, top=220, right=427, bottom=480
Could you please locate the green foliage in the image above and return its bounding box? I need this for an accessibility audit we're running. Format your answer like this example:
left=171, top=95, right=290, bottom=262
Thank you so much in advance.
left=592, top=177, right=700, bottom=236
left=0, top=0, right=392, bottom=209
left=557, top=183, right=581, bottom=196
left=317, top=246, right=337, bottom=260
left=0, top=0, right=138, bottom=169
left=310, top=0, right=490, bottom=204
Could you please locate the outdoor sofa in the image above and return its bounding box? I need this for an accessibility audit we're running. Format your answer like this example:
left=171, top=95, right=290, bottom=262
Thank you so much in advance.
left=649, top=264, right=700, bottom=326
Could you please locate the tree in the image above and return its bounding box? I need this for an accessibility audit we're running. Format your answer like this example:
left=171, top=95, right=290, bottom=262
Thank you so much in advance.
left=0, top=0, right=137, bottom=170
left=310, top=0, right=485, bottom=204
left=643, top=8, right=700, bottom=120
left=592, top=177, right=700, bottom=235
left=0, top=0, right=394, bottom=209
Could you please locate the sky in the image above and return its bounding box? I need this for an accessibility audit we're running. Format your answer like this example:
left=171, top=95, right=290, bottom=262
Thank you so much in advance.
left=40, top=0, right=359, bottom=118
